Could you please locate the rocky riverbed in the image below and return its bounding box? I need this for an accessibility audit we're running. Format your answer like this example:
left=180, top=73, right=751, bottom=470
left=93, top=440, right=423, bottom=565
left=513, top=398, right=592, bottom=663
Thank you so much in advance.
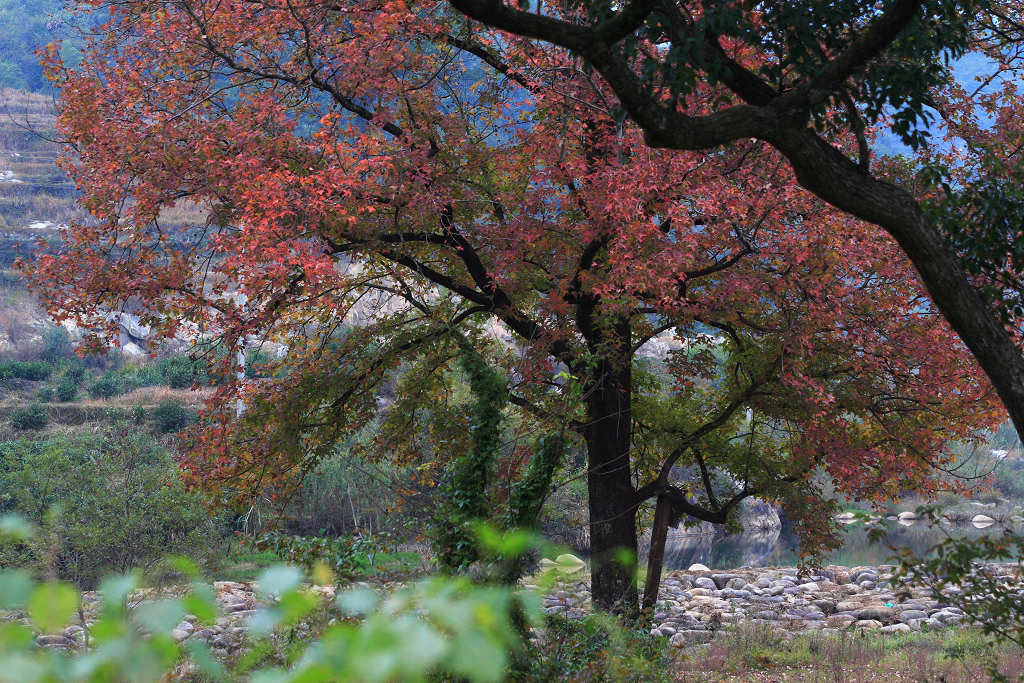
left=535, top=563, right=1022, bottom=648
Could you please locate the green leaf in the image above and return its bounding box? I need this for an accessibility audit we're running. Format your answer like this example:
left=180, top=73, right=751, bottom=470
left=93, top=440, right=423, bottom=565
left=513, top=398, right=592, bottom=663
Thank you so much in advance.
left=99, top=574, right=137, bottom=611
left=135, top=599, right=185, bottom=634
left=249, top=669, right=290, bottom=683
left=448, top=629, right=507, bottom=683
left=167, top=556, right=200, bottom=579
left=182, top=586, right=217, bottom=624
left=27, top=582, right=78, bottom=633
left=539, top=553, right=585, bottom=575
left=0, top=622, right=34, bottom=653
left=336, top=588, right=379, bottom=616
left=0, top=571, right=33, bottom=610
left=247, top=607, right=283, bottom=639
left=0, top=515, right=33, bottom=543
left=257, top=565, right=303, bottom=597
left=279, top=590, right=317, bottom=622
left=185, top=639, right=226, bottom=679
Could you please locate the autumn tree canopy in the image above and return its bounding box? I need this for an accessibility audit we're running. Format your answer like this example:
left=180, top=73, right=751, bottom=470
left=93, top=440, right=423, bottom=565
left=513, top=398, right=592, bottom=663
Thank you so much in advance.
left=450, top=0, right=1024, bottom=442
left=27, top=0, right=1003, bottom=615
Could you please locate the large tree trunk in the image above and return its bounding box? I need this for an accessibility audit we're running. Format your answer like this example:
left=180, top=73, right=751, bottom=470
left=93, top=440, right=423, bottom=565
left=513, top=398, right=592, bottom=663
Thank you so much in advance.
left=583, top=350, right=639, bottom=617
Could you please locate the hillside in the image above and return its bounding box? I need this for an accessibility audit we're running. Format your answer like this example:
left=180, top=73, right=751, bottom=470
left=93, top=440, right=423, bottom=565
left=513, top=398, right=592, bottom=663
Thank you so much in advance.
left=0, top=0, right=85, bottom=93
left=0, top=89, right=81, bottom=241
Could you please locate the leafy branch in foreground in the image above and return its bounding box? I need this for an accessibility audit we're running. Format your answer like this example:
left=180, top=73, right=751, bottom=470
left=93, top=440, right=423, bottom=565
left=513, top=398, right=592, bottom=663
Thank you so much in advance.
left=0, top=516, right=541, bottom=683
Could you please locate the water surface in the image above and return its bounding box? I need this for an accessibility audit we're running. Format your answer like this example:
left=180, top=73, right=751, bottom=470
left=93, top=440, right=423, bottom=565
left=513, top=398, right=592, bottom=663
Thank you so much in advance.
left=660, top=519, right=1021, bottom=570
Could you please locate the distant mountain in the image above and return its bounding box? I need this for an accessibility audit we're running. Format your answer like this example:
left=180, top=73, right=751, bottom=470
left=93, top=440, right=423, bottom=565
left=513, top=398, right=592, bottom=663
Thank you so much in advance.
left=873, top=53, right=1003, bottom=158
left=0, top=1, right=85, bottom=93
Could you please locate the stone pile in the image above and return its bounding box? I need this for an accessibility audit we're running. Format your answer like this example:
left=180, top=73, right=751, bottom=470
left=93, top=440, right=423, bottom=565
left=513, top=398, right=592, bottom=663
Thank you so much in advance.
left=538, top=563, right=1023, bottom=648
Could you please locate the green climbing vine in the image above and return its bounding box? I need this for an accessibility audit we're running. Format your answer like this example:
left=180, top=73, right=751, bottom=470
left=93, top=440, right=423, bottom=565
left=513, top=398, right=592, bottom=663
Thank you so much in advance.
left=431, top=340, right=567, bottom=579
left=432, top=340, right=509, bottom=572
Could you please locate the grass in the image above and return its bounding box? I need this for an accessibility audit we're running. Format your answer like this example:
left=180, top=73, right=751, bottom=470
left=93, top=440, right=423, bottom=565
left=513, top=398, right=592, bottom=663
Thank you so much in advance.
left=676, top=622, right=1024, bottom=682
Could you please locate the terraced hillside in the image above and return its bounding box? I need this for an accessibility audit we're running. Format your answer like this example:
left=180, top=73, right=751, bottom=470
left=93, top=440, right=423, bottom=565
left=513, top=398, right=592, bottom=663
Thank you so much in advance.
left=0, top=89, right=81, bottom=265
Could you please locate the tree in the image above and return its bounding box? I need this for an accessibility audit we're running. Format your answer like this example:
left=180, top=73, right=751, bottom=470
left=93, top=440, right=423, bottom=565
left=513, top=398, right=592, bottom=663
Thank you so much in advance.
left=27, top=1, right=1002, bottom=615
left=448, top=0, right=1024, bottom=443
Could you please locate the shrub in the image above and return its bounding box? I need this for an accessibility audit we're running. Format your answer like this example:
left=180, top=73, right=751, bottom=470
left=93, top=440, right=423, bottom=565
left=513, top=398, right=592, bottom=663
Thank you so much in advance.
left=40, top=325, right=74, bottom=363
left=130, top=404, right=146, bottom=424
left=10, top=403, right=47, bottom=430
left=88, top=372, right=124, bottom=398
left=54, top=379, right=77, bottom=402
left=0, top=360, right=52, bottom=381
left=251, top=532, right=377, bottom=581
left=150, top=399, right=193, bottom=433
left=0, top=426, right=217, bottom=587
left=509, top=614, right=674, bottom=682
left=129, top=364, right=163, bottom=387
left=156, top=354, right=206, bottom=388
left=60, top=361, right=86, bottom=385
left=36, top=386, right=54, bottom=403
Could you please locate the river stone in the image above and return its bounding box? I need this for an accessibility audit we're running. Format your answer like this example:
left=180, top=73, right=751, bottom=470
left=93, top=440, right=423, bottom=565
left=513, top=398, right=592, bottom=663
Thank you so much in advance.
left=856, top=606, right=893, bottom=622
left=171, top=628, right=193, bottom=642
left=755, top=577, right=771, bottom=588
left=688, top=563, right=710, bottom=572
left=899, top=609, right=928, bottom=622
left=711, top=574, right=740, bottom=589
left=855, top=619, right=883, bottom=629
left=881, top=623, right=911, bottom=634
left=669, top=630, right=714, bottom=647
left=812, top=599, right=836, bottom=614
left=36, top=634, right=74, bottom=648
left=694, top=578, right=717, bottom=591
left=726, top=578, right=747, bottom=590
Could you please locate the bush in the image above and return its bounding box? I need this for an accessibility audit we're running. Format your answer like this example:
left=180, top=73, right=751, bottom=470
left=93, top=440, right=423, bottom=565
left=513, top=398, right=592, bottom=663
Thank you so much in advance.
left=0, top=426, right=217, bottom=587
left=509, top=614, right=674, bottom=682
left=157, top=354, right=206, bottom=388
left=150, top=399, right=193, bottom=433
left=88, top=372, right=124, bottom=399
left=60, top=361, right=86, bottom=385
left=130, top=404, right=146, bottom=424
left=246, top=348, right=273, bottom=378
left=36, top=386, right=54, bottom=403
left=55, top=379, right=77, bottom=402
left=40, top=325, right=74, bottom=363
left=10, top=403, right=47, bottom=430
left=129, top=364, right=163, bottom=387
left=0, top=360, right=52, bottom=381
left=251, top=532, right=377, bottom=581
